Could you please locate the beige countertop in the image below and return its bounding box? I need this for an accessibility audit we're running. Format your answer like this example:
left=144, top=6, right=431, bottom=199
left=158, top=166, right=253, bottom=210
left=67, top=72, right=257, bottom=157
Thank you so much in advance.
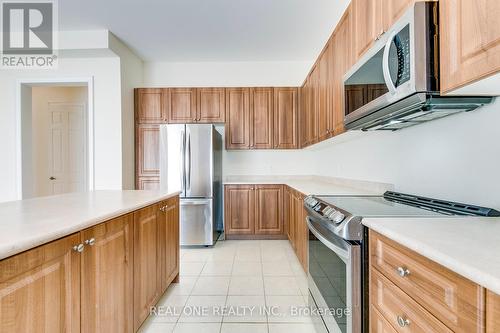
left=223, top=175, right=393, bottom=196
left=0, top=190, right=180, bottom=260
left=362, top=216, right=500, bottom=295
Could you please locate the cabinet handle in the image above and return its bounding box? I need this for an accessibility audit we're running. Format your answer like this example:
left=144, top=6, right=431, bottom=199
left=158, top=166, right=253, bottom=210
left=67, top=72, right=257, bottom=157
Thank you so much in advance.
left=85, top=238, right=96, bottom=246
left=73, top=244, right=84, bottom=253
left=397, top=316, right=410, bottom=327
left=396, top=266, right=410, bottom=277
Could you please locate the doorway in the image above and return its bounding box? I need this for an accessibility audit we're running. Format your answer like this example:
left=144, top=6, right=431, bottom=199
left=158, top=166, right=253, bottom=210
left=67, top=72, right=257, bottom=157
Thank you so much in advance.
left=18, top=80, right=94, bottom=198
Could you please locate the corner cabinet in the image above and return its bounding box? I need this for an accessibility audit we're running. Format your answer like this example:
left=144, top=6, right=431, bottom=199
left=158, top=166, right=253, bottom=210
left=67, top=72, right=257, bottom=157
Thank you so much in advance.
left=0, top=196, right=180, bottom=333
left=274, top=87, right=298, bottom=149
left=224, top=184, right=285, bottom=238
left=440, top=0, right=500, bottom=93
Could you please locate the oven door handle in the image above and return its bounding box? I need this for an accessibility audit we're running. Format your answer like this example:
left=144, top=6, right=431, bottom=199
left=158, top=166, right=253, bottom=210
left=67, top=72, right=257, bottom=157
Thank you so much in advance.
left=306, top=217, right=350, bottom=263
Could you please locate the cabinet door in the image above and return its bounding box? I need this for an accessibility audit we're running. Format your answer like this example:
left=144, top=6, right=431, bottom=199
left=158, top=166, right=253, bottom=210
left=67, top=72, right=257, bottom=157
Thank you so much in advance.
left=333, top=6, right=354, bottom=135
left=295, top=193, right=308, bottom=272
left=255, top=185, right=283, bottom=235
left=353, top=0, right=382, bottom=60
left=136, top=124, right=160, bottom=179
left=81, top=215, right=133, bottom=333
left=197, top=88, right=225, bottom=123
left=137, top=177, right=160, bottom=190
left=159, top=196, right=180, bottom=292
left=383, top=0, right=418, bottom=31
left=273, top=88, right=298, bottom=149
left=166, top=88, right=197, bottom=123
left=0, top=234, right=80, bottom=333
left=440, top=0, right=500, bottom=93
left=299, top=79, right=310, bottom=147
left=306, top=67, right=319, bottom=145
left=135, top=88, right=167, bottom=124
left=133, top=204, right=161, bottom=330
left=225, top=88, right=251, bottom=149
left=250, top=88, right=274, bottom=149
left=317, top=44, right=331, bottom=141
left=287, top=189, right=296, bottom=249
left=487, top=291, right=500, bottom=332
left=224, top=185, right=255, bottom=236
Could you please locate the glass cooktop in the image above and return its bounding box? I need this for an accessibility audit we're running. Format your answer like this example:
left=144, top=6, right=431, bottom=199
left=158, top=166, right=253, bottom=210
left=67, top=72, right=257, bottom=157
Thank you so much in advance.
left=316, top=195, right=455, bottom=217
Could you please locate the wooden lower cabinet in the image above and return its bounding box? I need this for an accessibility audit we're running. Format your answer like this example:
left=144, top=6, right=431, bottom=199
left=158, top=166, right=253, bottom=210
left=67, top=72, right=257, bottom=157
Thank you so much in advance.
left=284, top=186, right=307, bottom=272
left=255, top=185, right=284, bottom=235
left=133, top=204, right=161, bottom=330
left=158, top=196, right=180, bottom=291
left=0, top=234, right=81, bottom=333
left=81, top=214, right=134, bottom=333
left=224, top=184, right=285, bottom=238
left=487, top=291, right=500, bottom=332
left=369, top=230, right=488, bottom=333
left=0, top=197, right=180, bottom=333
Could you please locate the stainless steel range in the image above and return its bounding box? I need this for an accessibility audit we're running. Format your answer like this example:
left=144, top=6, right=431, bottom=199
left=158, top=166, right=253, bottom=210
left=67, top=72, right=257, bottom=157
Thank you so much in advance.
left=304, top=191, right=500, bottom=333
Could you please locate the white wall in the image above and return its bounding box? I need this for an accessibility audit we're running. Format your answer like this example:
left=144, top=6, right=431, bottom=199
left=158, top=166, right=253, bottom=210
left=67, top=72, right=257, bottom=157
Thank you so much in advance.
left=0, top=54, right=122, bottom=202
left=144, top=61, right=311, bottom=87
left=223, top=100, right=500, bottom=209
left=109, top=33, right=144, bottom=190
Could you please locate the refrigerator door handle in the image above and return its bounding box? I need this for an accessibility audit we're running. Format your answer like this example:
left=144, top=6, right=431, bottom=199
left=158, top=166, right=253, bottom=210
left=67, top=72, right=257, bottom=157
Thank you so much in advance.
left=186, top=132, right=192, bottom=191
left=180, top=130, right=186, bottom=193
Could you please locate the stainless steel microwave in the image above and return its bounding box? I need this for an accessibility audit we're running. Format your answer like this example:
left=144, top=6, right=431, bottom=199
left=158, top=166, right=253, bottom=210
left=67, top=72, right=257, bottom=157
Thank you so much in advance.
left=343, top=2, right=492, bottom=131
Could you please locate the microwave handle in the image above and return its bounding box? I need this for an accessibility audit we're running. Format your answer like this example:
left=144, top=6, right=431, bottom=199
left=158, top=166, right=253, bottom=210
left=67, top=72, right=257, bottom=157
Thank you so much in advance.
left=382, top=31, right=398, bottom=95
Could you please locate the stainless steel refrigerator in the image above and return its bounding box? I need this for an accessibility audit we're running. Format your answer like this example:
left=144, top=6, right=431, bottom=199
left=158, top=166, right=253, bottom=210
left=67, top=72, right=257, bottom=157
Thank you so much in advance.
left=159, top=124, right=223, bottom=246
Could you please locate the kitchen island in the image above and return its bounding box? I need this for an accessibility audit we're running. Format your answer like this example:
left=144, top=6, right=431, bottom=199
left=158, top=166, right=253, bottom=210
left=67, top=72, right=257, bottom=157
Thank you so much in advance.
left=0, top=190, right=180, bottom=332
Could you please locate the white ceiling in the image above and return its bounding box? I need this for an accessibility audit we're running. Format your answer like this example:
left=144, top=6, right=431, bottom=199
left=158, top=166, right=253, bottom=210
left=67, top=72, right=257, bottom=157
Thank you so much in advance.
left=59, top=0, right=350, bottom=62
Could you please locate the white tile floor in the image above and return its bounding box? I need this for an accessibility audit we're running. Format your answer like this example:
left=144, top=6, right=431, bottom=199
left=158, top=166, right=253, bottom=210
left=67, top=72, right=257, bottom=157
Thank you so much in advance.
left=139, top=240, right=327, bottom=333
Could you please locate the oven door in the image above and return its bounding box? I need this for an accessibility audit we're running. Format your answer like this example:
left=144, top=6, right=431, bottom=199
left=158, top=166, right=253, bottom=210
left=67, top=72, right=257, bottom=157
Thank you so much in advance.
left=307, top=217, right=361, bottom=333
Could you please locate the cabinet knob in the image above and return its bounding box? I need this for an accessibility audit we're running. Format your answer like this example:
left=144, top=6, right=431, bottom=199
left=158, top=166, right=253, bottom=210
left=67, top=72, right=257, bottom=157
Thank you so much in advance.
left=396, top=266, right=410, bottom=277
left=73, top=244, right=84, bottom=253
left=85, top=238, right=96, bottom=246
left=397, top=316, right=410, bottom=328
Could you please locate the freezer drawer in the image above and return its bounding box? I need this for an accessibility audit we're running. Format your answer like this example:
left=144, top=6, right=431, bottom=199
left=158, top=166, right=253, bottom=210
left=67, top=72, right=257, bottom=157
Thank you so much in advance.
left=180, top=198, right=214, bottom=246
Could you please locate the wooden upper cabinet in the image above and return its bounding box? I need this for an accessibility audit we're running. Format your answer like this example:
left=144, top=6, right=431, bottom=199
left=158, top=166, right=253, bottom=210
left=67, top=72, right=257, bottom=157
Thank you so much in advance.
left=274, top=88, right=298, bottom=149
left=383, top=0, right=419, bottom=31
left=353, top=0, right=382, bottom=60
left=197, top=88, right=225, bottom=123
left=133, top=204, right=161, bottom=331
left=135, top=88, right=167, bottom=124
left=440, top=0, right=500, bottom=93
left=0, top=233, right=81, bottom=333
left=317, top=44, right=331, bottom=141
left=254, top=185, right=283, bottom=235
left=225, top=88, right=251, bottom=149
left=333, top=5, right=354, bottom=135
left=136, top=124, right=160, bottom=180
left=487, top=291, right=500, bottom=332
left=166, top=88, right=197, bottom=123
left=81, top=214, right=134, bottom=333
left=158, top=196, right=180, bottom=292
left=250, top=88, right=274, bottom=149
left=309, top=66, right=319, bottom=144
left=224, top=185, right=255, bottom=235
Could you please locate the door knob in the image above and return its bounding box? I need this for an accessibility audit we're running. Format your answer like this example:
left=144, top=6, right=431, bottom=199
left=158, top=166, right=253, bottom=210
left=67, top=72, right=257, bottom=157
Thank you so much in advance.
left=85, top=238, right=96, bottom=246
left=49, top=177, right=56, bottom=180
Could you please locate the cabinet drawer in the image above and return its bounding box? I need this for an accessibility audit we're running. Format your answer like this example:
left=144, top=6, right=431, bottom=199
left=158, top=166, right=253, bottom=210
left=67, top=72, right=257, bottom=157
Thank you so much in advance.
left=371, top=269, right=453, bottom=333
left=370, top=231, right=485, bottom=333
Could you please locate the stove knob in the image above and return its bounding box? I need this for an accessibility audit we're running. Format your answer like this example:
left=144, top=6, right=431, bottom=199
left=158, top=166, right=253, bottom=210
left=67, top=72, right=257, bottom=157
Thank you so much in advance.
left=332, top=212, right=345, bottom=224
left=327, top=209, right=337, bottom=219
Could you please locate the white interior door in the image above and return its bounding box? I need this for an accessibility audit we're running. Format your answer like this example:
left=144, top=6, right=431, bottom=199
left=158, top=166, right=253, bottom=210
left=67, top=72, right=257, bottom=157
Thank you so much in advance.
left=48, top=103, right=86, bottom=195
